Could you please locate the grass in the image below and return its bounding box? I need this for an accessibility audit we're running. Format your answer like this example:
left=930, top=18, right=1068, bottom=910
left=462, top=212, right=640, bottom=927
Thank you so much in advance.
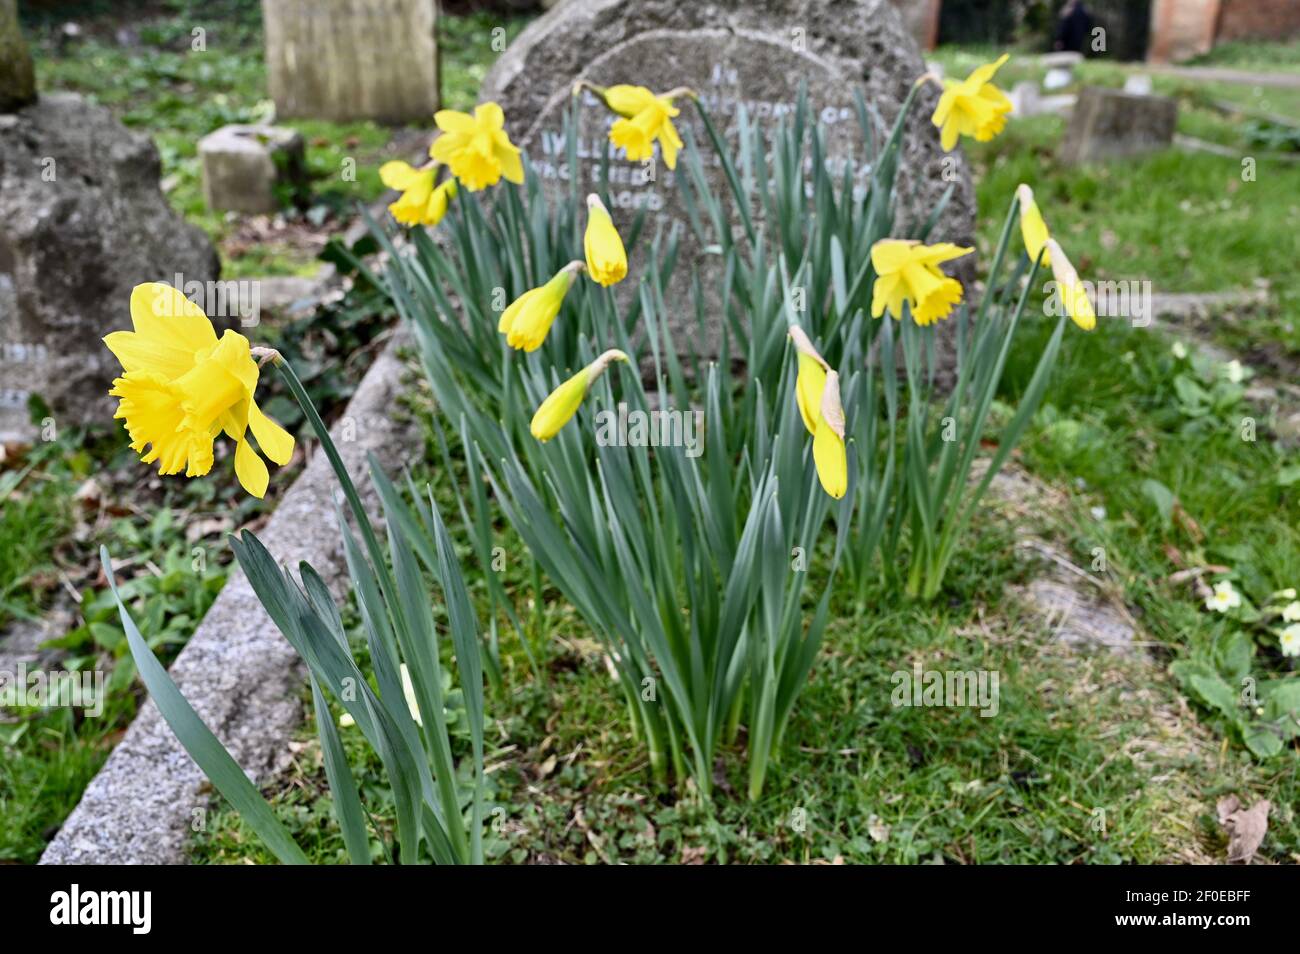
left=929, top=44, right=1300, bottom=363
left=191, top=321, right=1300, bottom=863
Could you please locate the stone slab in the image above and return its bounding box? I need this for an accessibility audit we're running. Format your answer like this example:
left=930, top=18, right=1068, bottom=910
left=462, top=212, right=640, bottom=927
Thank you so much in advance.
left=0, top=0, right=35, bottom=112
left=1059, top=85, right=1177, bottom=165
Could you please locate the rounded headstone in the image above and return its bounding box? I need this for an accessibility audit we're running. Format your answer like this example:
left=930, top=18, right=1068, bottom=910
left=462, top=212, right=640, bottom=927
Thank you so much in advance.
left=481, top=0, right=976, bottom=353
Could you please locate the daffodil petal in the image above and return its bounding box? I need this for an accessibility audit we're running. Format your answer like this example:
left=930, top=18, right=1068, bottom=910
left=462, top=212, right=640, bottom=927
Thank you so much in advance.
left=234, top=438, right=270, bottom=498
left=249, top=399, right=294, bottom=465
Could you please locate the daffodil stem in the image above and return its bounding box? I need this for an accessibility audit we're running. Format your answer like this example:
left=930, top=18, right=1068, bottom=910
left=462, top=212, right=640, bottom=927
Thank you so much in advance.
left=273, top=357, right=389, bottom=587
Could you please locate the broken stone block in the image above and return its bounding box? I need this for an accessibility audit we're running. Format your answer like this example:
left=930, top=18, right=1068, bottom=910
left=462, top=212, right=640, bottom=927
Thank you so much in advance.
left=0, top=93, right=219, bottom=442
left=1058, top=86, right=1178, bottom=165
left=198, top=124, right=306, bottom=215
left=0, top=0, right=36, bottom=112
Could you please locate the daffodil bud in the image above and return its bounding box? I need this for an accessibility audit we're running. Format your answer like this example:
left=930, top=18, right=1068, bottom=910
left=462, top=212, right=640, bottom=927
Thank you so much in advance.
left=1016, top=184, right=1050, bottom=268
left=584, top=194, right=627, bottom=287
left=530, top=349, right=628, bottom=441
left=1045, top=238, right=1096, bottom=331
left=499, top=261, right=585, bottom=352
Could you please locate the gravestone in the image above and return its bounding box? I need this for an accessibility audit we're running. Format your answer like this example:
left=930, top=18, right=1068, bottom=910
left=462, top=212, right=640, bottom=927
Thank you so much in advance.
left=199, top=124, right=306, bottom=215
left=0, top=0, right=35, bottom=112
left=1059, top=86, right=1177, bottom=165
left=481, top=0, right=976, bottom=353
left=262, top=0, right=439, bottom=122
left=0, top=94, right=219, bottom=442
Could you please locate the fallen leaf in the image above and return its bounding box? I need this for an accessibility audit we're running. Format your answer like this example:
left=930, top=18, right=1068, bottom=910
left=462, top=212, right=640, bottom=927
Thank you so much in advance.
left=1217, top=795, right=1270, bottom=864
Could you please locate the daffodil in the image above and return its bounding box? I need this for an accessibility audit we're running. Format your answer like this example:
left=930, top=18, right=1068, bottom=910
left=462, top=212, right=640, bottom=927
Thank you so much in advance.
left=584, top=194, right=627, bottom=286
left=378, top=160, right=457, bottom=226
left=1206, top=580, right=1241, bottom=613
left=429, top=102, right=524, bottom=192
left=1044, top=239, right=1096, bottom=331
left=870, top=239, right=973, bottom=326
left=104, top=283, right=294, bottom=498
left=1280, top=624, right=1300, bottom=657
left=530, top=349, right=628, bottom=441
left=1016, top=184, right=1051, bottom=267
left=789, top=327, right=847, bottom=499
left=931, top=53, right=1012, bottom=151
left=580, top=82, right=688, bottom=170
left=498, top=261, right=585, bottom=352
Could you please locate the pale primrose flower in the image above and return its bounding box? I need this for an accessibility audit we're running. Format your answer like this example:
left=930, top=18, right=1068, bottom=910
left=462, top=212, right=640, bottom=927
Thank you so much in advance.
left=1281, top=600, right=1300, bottom=622
left=1280, top=624, right=1300, bottom=658
left=1206, top=580, right=1241, bottom=613
left=1171, top=341, right=1188, bottom=360
left=1224, top=359, right=1246, bottom=384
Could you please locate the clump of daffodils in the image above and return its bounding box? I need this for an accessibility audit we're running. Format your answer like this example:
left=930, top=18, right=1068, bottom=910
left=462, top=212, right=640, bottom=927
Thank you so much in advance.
left=104, top=283, right=294, bottom=498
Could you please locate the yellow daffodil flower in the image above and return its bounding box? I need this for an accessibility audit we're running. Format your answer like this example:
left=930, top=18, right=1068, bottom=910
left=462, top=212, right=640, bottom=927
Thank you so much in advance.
left=584, top=194, right=627, bottom=286
left=379, top=160, right=457, bottom=227
left=342, top=663, right=422, bottom=728
left=580, top=82, right=688, bottom=170
left=870, top=239, right=973, bottom=326
left=1044, top=238, right=1096, bottom=331
left=789, top=327, right=847, bottom=499
left=104, top=283, right=294, bottom=498
left=530, top=349, right=629, bottom=441
left=498, top=261, right=585, bottom=352
left=931, top=53, right=1012, bottom=151
left=429, top=102, right=524, bottom=192
left=1016, top=183, right=1051, bottom=267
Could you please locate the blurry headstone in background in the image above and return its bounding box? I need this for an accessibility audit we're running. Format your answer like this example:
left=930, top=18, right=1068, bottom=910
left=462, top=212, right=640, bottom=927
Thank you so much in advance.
left=481, top=0, right=977, bottom=352
left=1058, top=85, right=1177, bottom=164
left=0, top=0, right=36, bottom=111
left=262, top=0, right=440, bottom=122
left=888, top=0, right=942, bottom=51
left=1147, top=0, right=1219, bottom=64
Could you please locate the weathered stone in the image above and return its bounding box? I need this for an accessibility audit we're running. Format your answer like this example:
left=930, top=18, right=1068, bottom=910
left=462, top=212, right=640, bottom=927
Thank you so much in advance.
left=199, top=124, right=306, bottom=215
left=262, top=0, right=439, bottom=122
left=40, top=332, right=418, bottom=865
left=481, top=0, right=976, bottom=353
left=1058, top=86, right=1177, bottom=165
left=0, top=0, right=36, bottom=112
left=0, top=94, right=219, bottom=442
